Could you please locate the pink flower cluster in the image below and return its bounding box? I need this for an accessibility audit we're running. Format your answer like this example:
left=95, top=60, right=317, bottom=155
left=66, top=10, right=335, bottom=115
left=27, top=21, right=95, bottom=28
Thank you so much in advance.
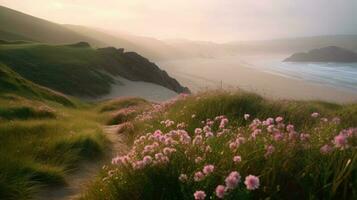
left=109, top=110, right=355, bottom=199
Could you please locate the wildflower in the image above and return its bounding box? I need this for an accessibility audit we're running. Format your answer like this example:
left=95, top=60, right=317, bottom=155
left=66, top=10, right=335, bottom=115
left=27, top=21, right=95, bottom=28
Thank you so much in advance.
left=215, top=185, right=226, bottom=199
left=177, top=122, right=186, bottom=129
left=233, top=156, right=242, bottom=163
left=275, top=116, right=283, bottom=123
left=300, top=133, right=310, bottom=142
left=194, top=190, right=206, bottom=200
left=264, top=145, right=275, bottom=158
left=331, top=117, right=341, bottom=124
left=203, top=125, right=211, bottom=133
left=311, top=112, right=319, bottom=118
left=194, top=171, right=205, bottom=182
left=205, top=131, right=214, bottom=138
left=193, top=135, right=203, bottom=145
left=320, top=144, right=332, bottom=155
left=244, top=175, right=260, bottom=190
left=286, top=124, right=294, bottom=132
left=244, top=114, right=250, bottom=120
left=143, top=155, right=153, bottom=165
left=229, top=142, right=238, bottom=150
left=203, top=164, right=215, bottom=175
left=195, top=128, right=203, bottom=135
left=163, top=147, right=176, bottom=155
left=267, top=125, right=274, bottom=133
left=195, top=156, right=203, bottom=163
left=265, top=118, right=274, bottom=125
left=321, top=118, right=328, bottom=122
left=179, top=174, right=188, bottom=182
left=220, top=118, right=229, bottom=129
left=225, top=171, right=241, bottom=189
left=333, top=134, right=348, bottom=149
left=273, top=132, right=283, bottom=141
left=205, top=145, right=212, bottom=153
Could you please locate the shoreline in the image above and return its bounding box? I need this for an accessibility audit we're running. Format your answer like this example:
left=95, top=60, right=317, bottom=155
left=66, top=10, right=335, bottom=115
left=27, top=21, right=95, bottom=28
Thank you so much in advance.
left=158, top=58, right=357, bottom=103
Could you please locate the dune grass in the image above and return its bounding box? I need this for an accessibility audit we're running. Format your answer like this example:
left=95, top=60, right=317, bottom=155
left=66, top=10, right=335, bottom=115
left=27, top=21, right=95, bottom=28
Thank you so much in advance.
left=81, top=91, right=357, bottom=200
left=0, top=95, right=108, bottom=199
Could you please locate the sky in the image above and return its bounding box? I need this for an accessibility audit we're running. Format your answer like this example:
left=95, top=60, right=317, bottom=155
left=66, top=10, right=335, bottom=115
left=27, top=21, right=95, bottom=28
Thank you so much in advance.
left=1, top=0, right=357, bottom=42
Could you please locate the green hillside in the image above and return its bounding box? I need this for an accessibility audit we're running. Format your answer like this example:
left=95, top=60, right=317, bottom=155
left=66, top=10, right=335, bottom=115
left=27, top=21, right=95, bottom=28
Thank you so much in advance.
left=0, top=63, right=74, bottom=106
left=0, top=5, right=103, bottom=45
left=0, top=42, right=188, bottom=97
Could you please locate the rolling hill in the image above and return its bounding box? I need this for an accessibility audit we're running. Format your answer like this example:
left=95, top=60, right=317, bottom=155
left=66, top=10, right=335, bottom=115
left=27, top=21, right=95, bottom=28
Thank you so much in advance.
left=0, top=63, right=74, bottom=106
left=0, top=5, right=103, bottom=45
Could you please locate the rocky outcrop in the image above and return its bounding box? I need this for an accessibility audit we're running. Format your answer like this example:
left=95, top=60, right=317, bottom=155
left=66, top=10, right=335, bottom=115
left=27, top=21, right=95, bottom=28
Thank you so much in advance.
left=97, top=47, right=190, bottom=94
left=283, top=46, right=357, bottom=62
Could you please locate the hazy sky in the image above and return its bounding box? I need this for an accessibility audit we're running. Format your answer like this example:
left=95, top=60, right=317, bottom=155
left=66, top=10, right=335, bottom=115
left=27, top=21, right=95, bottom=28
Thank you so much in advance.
left=1, top=0, right=357, bottom=42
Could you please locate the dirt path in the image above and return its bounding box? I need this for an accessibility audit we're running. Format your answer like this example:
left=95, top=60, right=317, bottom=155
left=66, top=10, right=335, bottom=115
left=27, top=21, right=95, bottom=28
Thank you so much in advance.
left=37, top=124, right=129, bottom=200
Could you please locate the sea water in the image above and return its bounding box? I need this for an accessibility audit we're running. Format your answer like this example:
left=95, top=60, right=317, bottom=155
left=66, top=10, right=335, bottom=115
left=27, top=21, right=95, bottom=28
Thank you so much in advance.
left=243, top=55, right=357, bottom=93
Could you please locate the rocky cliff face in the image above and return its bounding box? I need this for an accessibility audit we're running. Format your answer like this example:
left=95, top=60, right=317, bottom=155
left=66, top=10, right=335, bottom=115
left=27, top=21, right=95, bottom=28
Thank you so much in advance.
left=283, top=46, right=357, bottom=62
left=96, top=47, right=190, bottom=94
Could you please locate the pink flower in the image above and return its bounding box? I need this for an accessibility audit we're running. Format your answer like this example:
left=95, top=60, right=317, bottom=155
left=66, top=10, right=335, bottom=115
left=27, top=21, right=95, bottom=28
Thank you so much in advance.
left=233, top=156, right=242, bottom=163
left=193, top=135, right=203, bottom=145
left=273, top=132, right=283, bottom=141
left=267, top=125, right=274, bottom=133
left=195, top=156, right=203, bottom=163
left=195, top=128, right=203, bottom=135
left=286, top=124, right=294, bottom=132
left=229, top=142, right=238, bottom=150
left=203, top=164, right=215, bottom=175
left=320, top=144, right=332, bottom=155
left=205, top=145, right=212, bottom=153
left=179, top=174, right=188, bottom=182
left=265, top=118, right=274, bottom=125
left=244, top=175, right=260, bottom=190
left=311, top=112, right=319, bottom=118
left=244, top=114, right=250, bottom=120
left=163, top=147, right=176, bottom=155
left=194, top=171, right=205, bottom=182
left=275, top=116, right=283, bottom=123
left=143, top=155, right=152, bottom=165
left=225, top=171, right=241, bottom=189
left=300, top=133, right=310, bottom=142
left=194, top=190, right=206, bottom=200
left=215, top=185, right=225, bottom=199
left=220, top=118, right=229, bottom=129
left=264, top=145, right=275, bottom=158
left=333, top=134, right=348, bottom=149
left=331, top=117, right=341, bottom=124
left=203, top=125, right=211, bottom=133
left=321, top=118, right=328, bottom=122
left=205, top=131, right=214, bottom=138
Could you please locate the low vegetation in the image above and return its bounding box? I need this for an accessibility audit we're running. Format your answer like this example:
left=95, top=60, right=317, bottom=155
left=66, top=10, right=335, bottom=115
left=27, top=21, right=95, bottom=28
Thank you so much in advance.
left=0, top=96, right=107, bottom=199
left=82, top=91, right=357, bottom=200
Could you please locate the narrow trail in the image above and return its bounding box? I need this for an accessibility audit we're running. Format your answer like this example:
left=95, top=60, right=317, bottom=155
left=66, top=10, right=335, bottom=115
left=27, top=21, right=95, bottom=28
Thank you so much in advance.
left=37, top=124, right=129, bottom=200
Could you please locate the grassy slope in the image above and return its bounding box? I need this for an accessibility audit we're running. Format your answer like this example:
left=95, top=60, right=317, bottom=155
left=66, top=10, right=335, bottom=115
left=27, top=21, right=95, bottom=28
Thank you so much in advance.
left=0, top=43, right=115, bottom=97
left=0, top=6, right=103, bottom=45
left=0, top=42, right=188, bottom=97
left=82, top=91, right=357, bottom=200
left=0, top=63, right=74, bottom=106
left=0, top=67, right=108, bottom=199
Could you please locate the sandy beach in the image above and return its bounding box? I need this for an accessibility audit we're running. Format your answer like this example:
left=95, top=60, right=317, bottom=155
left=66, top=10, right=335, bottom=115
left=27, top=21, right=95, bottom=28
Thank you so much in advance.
left=158, top=57, right=357, bottom=103
left=93, top=76, right=178, bottom=102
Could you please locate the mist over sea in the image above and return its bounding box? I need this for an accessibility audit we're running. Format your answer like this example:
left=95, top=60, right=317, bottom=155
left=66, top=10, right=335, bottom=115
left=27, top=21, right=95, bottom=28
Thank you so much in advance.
left=242, top=54, right=357, bottom=93
left=159, top=54, right=357, bottom=94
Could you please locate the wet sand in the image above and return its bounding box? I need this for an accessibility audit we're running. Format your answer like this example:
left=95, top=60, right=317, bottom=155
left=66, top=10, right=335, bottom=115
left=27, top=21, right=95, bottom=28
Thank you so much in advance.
left=158, top=58, right=357, bottom=103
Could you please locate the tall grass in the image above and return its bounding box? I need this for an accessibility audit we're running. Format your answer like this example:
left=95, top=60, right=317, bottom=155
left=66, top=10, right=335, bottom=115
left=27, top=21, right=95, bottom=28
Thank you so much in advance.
left=0, top=96, right=107, bottom=199
left=82, top=91, right=356, bottom=200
